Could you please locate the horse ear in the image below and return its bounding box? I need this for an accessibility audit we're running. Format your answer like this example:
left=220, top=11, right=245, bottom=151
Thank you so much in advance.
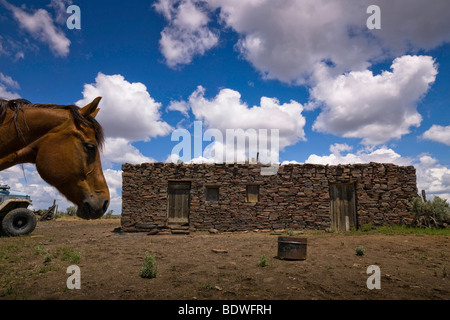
left=91, top=108, right=100, bottom=118
left=80, top=97, right=102, bottom=117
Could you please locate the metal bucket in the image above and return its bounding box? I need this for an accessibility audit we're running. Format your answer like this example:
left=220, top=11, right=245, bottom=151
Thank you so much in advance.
left=277, top=236, right=307, bottom=260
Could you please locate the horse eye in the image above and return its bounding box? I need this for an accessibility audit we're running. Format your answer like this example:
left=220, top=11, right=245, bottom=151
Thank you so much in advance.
left=83, top=143, right=97, bottom=158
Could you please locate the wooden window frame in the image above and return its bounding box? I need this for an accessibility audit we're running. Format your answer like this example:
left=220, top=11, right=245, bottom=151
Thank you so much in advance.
left=246, top=184, right=260, bottom=203
left=205, top=186, right=220, bottom=202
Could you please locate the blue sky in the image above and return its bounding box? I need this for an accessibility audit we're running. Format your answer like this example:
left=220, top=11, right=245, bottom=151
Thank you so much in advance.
left=1, top=0, right=449, bottom=214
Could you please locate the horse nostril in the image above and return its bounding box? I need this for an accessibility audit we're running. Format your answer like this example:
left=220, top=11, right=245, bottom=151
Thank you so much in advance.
left=81, top=201, right=93, bottom=219
left=82, top=201, right=92, bottom=211
left=103, top=200, right=109, bottom=213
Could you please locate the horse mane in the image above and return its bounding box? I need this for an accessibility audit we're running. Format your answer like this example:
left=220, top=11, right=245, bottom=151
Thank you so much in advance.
left=0, top=98, right=104, bottom=149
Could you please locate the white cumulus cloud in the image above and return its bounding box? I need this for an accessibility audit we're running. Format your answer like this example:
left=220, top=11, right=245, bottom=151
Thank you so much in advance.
left=305, top=145, right=412, bottom=166
left=76, top=73, right=173, bottom=142
left=167, top=86, right=305, bottom=164
left=155, top=0, right=450, bottom=84
left=309, top=55, right=438, bottom=145
left=0, top=72, right=20, bottom=99
left=2, top=0, right=71, bottom=57
left=167, top=99, right=190, bottom=116
left=415, top=155, right=450, bottom=201
left=422, top=125, right=450, bottom=146
left=154, top=0, right=218, bottom=67
left=188, top=86, right=306, bottom=149
left=102, top=137, right=155, bottom=167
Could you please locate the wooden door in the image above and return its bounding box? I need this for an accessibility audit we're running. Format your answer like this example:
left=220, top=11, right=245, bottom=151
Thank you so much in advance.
left=168, top=182, right=191, bottom=224
left=329, top=182, right=357, bottom=231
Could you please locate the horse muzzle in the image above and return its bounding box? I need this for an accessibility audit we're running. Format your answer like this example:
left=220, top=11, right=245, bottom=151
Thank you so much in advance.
left=77, top=198, right=109, bottom=220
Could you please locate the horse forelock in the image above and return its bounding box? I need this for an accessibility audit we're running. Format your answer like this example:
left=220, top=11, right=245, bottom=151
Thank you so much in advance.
left=69, top=107, right=105, bottom=149
left=0, top=98, right=104, bottom=149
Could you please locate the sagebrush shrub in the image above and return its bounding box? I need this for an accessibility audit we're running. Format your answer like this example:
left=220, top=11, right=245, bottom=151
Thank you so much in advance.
left=411, top=196, right=450, bottom=228
left=139, top=252, right=158, bottom=279
left=355, top=246, right=365, bottom=256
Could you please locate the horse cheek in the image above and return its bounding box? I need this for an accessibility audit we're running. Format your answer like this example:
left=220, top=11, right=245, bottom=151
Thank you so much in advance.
left=35, top=146, right=82, bottom=206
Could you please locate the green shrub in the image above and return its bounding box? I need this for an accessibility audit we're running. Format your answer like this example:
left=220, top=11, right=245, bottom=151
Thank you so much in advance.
left=55, top=206, right=77, bottom=218
left=58, top=247, right=81, bottom=264
left=66, top=206, right=77, bottom=217
left=34, top=245, right=47, bottom=255
left=355, top=246, right=365, bottom=256
left=411, top=196, right=450, bottom=228
left=257, top=254, right=269, bottom=267
left=43, top=254, right=52, bottom=263
left=104, top=209, right=114, bottom=218
left=139, top=252, right=158, bottom=279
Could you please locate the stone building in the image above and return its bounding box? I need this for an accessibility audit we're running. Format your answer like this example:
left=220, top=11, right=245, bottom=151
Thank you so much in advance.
left=120, top=162, right=418, bottom=233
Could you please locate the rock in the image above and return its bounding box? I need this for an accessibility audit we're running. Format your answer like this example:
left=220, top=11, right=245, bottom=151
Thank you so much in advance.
left=263, top=277, right=275, bottom=283
left=112, top=227, right=123, bottom=233
left=171, top=229, right=190, bottom=235
left=212, top=249, right=228, bottom=254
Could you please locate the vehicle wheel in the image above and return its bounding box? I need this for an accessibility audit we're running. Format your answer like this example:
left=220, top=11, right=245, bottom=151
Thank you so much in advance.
left=1, top=208, right=37, bottom=236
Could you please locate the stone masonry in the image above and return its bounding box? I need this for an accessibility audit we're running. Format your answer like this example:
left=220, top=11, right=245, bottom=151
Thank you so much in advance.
left=121, top=162, right=418, bottom=232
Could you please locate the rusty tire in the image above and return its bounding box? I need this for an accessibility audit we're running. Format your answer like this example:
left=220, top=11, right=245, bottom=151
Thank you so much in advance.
left=1, top=208, right=37, bottom=236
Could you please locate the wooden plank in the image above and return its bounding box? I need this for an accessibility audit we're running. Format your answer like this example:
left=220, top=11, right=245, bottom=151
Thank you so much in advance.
left=168, top=193, right=175, bottom=219
left=342, top=184, right=348, bottom=231
left=334, top=184, right=340, bottom=230
left=329, top=184, right=337, bottom=230
left=349, top=183, right=356, bottom=229
left=168, top=183, right=191, bottom=190
left=181, top=190, right=189, bottom=220
left=345, top=183, right=356, bottom=230
left=336, top=183, right=342, bottom=231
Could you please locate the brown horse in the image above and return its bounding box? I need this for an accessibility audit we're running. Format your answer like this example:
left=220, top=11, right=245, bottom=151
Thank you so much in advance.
left=0, top=97, right=109, bottom=219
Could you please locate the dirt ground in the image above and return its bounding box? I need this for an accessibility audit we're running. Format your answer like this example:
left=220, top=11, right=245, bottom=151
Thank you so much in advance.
left=0, top=218, right=448, bottom=300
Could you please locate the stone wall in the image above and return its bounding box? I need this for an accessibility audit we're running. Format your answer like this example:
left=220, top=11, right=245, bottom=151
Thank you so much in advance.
left=121, top=162, right=418, bottom=232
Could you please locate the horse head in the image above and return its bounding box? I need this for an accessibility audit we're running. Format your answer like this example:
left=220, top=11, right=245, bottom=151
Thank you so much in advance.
left=34, top=97, right=110, bottom=219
